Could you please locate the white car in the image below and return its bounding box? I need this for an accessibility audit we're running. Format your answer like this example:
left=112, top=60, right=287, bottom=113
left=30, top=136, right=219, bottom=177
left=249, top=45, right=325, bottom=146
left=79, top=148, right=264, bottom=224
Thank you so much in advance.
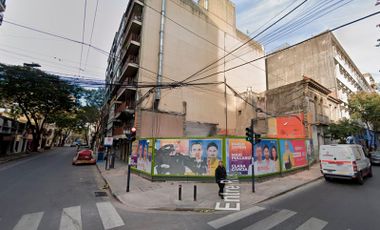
left=319, top=144, right=373, bottom=184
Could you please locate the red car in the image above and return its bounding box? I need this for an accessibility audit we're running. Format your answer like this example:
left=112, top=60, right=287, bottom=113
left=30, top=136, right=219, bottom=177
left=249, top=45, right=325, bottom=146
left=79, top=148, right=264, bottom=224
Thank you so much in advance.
left=72, top=148, right=96, bottom=165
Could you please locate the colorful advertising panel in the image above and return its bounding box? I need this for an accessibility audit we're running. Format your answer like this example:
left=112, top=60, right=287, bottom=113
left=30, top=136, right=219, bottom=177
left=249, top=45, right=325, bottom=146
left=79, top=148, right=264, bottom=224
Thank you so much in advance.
left=276, top=114, right=305, bottom=138
left=279, top=139, right=307, bottom=171
left=249, top=139, right=280, bottom=176
left=154, top=139, right=222, bottom=176
left=226, top=139, right=252, bottom=175
left=136, top=140, right=153, bottom=173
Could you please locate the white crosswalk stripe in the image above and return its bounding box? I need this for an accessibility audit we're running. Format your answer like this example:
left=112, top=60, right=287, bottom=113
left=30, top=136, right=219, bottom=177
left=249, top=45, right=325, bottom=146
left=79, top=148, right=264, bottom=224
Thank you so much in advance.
left=96, top=201, right=125, bottom=230
left=59, top=206, right=82, bottom=230
left=12, top=212, right=44, bottom=230
left=243, top=209, right=297, bottom=230
left=296, top=217, right=328, bottom=230
left=208, top=206, right=265, bottom=229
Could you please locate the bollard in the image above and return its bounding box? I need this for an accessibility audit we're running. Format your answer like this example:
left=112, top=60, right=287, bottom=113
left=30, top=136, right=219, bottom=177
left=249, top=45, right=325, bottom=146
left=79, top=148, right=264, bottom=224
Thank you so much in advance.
left=178, top=185, right=182, bottom=201
left=193, top=185, right=197, bottom=201
left=105, top=154, right=109, bottom=170
left=126, top=164, right=131, bottom=192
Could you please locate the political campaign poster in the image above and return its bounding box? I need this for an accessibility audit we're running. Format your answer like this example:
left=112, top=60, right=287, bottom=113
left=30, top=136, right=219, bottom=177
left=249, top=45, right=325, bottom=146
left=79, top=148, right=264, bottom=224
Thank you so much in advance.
left=248, top=139, right=280, bottom=176
left=135, top=139, right=153, bottom=174
left=279, top=139, right=307, bottom=171
left=154, top=139, right=222, bottom=176
left=226, top=139, right=252, bottom=175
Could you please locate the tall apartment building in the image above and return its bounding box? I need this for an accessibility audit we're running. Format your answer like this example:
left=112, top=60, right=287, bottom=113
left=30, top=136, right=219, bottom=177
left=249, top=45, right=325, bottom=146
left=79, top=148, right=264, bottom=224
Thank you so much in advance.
left=266, top=31, right=373, bottom=120
left=104, top=0, right=266, bottom=151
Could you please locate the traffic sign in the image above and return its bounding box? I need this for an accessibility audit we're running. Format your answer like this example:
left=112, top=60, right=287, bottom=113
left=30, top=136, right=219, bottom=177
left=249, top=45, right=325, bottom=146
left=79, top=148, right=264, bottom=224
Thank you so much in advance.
left=104, top=137, right=113, bottom=146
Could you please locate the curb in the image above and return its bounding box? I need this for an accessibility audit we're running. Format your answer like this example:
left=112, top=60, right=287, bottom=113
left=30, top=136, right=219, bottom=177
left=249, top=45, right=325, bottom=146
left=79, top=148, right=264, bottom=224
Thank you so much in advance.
left=95, top=164, right=125, bottom=204
left=0, top=152, right=39, bottom=165
left=256, top=175, right=323, bottom=205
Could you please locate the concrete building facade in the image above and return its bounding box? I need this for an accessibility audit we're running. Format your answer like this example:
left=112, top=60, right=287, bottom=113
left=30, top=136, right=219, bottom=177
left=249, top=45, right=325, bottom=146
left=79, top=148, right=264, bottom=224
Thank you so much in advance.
left=103, top=0, right=266, bottom=159
left=266, top=32, right=373, bottom=120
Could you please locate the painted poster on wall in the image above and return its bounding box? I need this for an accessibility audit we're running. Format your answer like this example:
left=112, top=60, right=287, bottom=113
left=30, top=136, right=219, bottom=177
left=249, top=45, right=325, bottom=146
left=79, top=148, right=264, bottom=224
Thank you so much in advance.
left=154, top=139, right=222, bottom=176
left=248, top=139, right=280, bottom=176
left=279, top=139, right=307, bottom=171
left=276, top=114, right=305, bottom=138
left=130, top=141, right=139, bottom=166
left=135, top=139, right=153, bottom=173
left=226, top=139, right=252, bottom=175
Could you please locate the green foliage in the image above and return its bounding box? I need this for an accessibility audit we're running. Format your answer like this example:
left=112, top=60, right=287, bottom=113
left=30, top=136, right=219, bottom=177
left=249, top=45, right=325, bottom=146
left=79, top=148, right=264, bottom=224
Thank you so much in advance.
left=325, top=119, right=363, bottom=143
left=348, top=92, right=380, bottom=130
left=0, top=63, right=81, bottom=150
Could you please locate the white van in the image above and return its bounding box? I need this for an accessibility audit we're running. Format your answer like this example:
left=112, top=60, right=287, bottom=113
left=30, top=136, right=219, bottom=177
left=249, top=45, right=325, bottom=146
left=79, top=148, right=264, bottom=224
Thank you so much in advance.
left=319, top=144, right=373, bottom=184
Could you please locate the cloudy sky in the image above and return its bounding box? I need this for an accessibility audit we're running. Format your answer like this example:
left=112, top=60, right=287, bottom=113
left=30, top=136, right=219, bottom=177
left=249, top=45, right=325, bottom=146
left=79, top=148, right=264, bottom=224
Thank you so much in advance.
left=0, top=0, right=379, bottom=83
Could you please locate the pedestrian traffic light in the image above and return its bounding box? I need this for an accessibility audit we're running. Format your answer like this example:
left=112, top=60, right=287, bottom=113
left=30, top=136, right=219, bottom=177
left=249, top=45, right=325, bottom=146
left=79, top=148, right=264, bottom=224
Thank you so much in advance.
left=130, top=127, right=136, bottom=142
left=245, top=127, right=253, bottom=143
left=254, top=133, right=261, bottom=144
left=125, top=127, right=137, bottom=142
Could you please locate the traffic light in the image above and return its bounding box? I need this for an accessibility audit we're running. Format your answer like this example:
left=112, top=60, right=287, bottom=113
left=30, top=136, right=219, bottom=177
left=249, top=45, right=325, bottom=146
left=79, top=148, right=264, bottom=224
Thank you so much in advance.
left=245, top=127, right=253, bottom=143
left=254, top=133, right=261, bottom=144
left=125, top=127, right=137, bottom=142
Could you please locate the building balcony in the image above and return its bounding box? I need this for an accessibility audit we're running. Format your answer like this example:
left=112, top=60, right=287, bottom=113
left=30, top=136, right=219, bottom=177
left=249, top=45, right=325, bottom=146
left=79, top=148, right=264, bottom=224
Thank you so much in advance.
left=114, top=101, right=135, bottom=121
left=119, top=55, right=139, bottom=83
left=120, top=33, right=141, bottom=62
left=315, top=114, right=330, bottom=125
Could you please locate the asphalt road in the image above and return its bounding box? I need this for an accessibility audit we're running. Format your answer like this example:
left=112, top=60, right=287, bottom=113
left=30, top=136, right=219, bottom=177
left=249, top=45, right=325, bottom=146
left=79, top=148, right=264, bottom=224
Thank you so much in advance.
left=0, top=147, right=117, bottom=230
left=1, top=148, right=379, bottom=230
left=201, top=166, right=380, bottom=230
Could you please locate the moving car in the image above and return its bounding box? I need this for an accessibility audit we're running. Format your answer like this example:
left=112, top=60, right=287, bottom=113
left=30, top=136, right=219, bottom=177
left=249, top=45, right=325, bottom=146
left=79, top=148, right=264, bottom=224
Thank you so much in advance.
left=72, top=147, right=96, bottom=165
left=319, top=144, right=372, bottom=184
left=370, top=150, right=380, bottom=165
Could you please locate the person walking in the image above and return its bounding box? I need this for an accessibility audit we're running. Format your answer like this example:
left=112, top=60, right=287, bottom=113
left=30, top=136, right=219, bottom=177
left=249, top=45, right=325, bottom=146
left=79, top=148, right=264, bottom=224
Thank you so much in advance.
left=215, top=160, right=227, bottom=199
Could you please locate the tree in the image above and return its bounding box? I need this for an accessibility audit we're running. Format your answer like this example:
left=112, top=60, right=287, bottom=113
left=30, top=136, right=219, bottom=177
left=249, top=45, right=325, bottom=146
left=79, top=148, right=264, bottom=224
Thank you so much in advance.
left=348, top=92, right=380, bottom=131
left=324, top=119, right=363, bottom=144
left=0, top=64, right=81, bottom=151
left=79, top=88, right=105, bottom=149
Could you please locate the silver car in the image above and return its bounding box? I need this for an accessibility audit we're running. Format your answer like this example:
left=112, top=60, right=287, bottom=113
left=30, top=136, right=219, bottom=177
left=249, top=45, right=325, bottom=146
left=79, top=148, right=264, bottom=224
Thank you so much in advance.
left=370, top=151, right=380, bottom=165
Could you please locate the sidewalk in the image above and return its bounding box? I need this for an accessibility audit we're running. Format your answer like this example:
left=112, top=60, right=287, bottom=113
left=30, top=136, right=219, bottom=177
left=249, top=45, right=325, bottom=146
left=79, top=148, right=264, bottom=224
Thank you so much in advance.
left=96, top=158, right=322, bottom=212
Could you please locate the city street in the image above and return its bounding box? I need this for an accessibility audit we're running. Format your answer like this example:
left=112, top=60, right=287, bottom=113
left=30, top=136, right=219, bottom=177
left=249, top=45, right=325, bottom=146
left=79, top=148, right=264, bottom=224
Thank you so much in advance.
left=0, top=147, right=125, bottom=230
left=1, top=147, right=380, bottom=230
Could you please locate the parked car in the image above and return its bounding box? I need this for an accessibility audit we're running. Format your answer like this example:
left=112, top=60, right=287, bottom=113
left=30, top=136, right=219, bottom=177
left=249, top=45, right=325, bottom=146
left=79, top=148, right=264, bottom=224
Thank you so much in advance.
left=72, top=147, right=96, bottom=165
left=319, top=144, right=372, bottom=184
left=369, top=150, right=380, bottom=165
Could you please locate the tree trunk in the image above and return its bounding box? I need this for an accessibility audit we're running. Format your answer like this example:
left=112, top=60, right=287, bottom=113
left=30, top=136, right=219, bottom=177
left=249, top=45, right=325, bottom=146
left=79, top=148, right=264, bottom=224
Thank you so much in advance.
left=31, top=133, right=41, bottom=152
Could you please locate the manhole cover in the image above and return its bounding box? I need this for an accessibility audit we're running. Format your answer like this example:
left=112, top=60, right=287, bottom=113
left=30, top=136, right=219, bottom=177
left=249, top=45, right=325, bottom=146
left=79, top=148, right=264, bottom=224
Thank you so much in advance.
left=94, top=191, right=108, bottom=197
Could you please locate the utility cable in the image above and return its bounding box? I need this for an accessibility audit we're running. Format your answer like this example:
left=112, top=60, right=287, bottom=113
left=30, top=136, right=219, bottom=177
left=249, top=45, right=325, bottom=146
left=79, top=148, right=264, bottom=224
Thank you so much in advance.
left=78, top=0, right=88, bottom=76
left=185, top=10, right=380, bottom=85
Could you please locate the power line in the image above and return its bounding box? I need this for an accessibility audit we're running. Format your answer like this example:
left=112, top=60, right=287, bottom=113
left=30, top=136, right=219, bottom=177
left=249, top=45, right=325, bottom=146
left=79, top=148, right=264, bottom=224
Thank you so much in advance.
left=78, top=0, right=88, bottom=76
left=84, top=0, right=100, bottom=72
left=185, top=10, right=380, bottom=85
left=177, top=0, right=310, bottom=84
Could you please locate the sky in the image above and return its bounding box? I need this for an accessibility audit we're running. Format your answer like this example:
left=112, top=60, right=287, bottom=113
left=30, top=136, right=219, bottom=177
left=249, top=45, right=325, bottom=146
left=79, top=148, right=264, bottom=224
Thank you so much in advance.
left=0, top=0, right=379, bottom=84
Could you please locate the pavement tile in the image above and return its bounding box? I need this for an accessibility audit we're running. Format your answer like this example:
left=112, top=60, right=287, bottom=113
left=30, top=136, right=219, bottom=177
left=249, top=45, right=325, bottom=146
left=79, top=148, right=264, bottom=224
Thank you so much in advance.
left=96, top=157, right=322, bottom=212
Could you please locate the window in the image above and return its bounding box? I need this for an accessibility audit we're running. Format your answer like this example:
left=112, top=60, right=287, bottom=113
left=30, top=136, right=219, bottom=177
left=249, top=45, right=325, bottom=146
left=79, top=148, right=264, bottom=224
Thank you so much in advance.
left=204, top=0, right=209, bottom=10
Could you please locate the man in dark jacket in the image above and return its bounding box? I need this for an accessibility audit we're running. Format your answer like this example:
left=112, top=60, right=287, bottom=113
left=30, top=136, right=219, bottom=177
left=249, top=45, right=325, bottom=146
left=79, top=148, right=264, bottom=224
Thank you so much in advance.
left=215, top=160, right=227, bottom=199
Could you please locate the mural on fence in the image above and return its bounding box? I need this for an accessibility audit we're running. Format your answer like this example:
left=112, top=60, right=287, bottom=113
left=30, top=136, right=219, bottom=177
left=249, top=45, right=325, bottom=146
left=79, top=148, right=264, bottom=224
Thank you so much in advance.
left=248, top=139, right=280, bottom=176
left=130, top=140, right=153, bottom=174
left=226, top=139, right=252, bottom=175
left=279, top=139, right=307, bottom=171
left=154, top=139, right=222, bottom=176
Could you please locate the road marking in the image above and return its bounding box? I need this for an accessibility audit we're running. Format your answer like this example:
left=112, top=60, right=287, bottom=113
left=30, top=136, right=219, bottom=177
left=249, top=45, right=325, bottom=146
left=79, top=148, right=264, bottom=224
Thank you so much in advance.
left=296, top=217, right=328, bottom=230
left=59, top=206, right=82, bottom=230
left=13, top=212, right=44, bottom=230
left=208, top=206, right=265, bottom=229
left=243, top=209, right=296, bottom=230
left=96, top=202, right=124, bottom=230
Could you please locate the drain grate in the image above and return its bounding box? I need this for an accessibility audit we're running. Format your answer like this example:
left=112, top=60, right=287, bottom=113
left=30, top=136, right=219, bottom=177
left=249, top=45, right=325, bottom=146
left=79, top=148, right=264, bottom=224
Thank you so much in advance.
left=94, top=191, right=108, bottom=197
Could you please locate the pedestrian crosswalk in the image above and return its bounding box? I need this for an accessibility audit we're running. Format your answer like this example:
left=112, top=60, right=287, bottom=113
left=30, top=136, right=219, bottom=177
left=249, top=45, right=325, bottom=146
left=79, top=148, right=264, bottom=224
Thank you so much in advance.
left=10, top=201, right=124, bottom=230
left=208, top=206, right=328, bottom=230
